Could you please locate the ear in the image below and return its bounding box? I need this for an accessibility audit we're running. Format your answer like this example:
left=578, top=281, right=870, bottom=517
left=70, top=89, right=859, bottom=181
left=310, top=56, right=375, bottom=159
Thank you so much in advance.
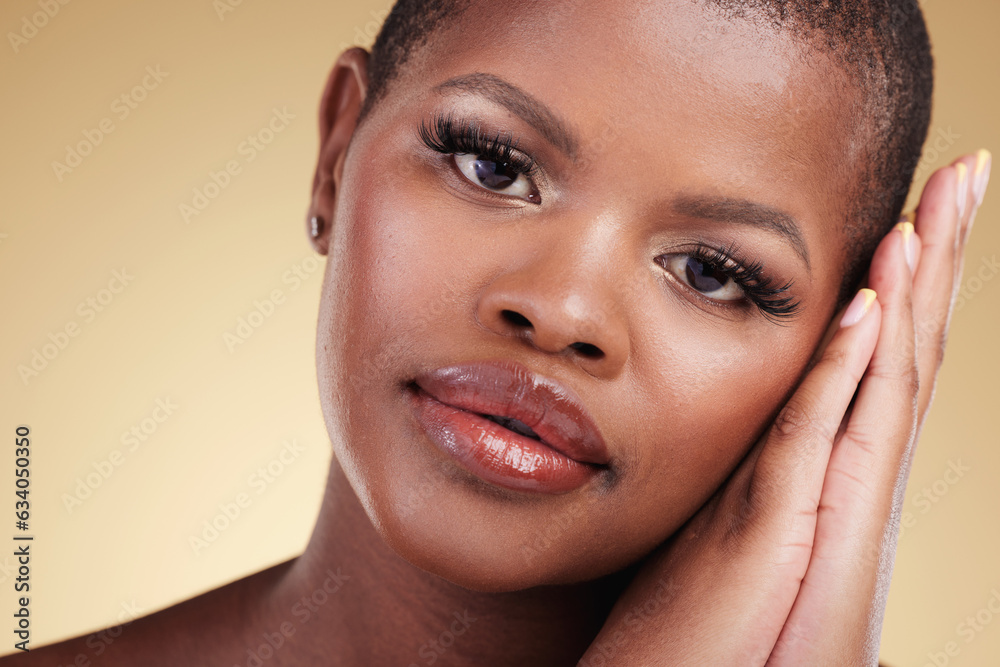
left=307, top=47, right=370, bottom=255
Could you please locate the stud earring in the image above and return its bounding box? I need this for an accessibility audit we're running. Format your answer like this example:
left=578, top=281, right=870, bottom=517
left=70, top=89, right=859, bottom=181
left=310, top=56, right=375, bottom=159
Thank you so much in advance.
left=309, top=215, right=325, bottom=238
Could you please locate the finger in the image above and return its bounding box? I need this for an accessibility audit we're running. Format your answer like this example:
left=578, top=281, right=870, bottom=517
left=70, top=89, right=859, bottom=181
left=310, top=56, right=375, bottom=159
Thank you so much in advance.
left=965, top=149, right=992, bottom=242
left=951, top=153, right=981, bottom=273
left=910, top=162, right=959, bottom=319
left=909, top=161, right=962, bottom=416
left=741, top=286, right=881, bottom=539
left=767, top=218, right=916, bottom=666
left=845, top=218, right=918, bottom=475
left=950, top=151, right=991, bottom=309
left=812, top=221, right=916, bottom=577
left=601, top=287, right=881, bottom=667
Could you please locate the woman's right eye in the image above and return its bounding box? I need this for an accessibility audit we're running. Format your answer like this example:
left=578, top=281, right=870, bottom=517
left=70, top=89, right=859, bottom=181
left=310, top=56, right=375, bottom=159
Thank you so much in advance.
left=453, top=153, right=539, bottom=203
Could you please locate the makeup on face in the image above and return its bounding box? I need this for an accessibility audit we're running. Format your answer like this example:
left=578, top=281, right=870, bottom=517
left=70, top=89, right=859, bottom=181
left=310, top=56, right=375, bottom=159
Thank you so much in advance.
left=406, top=358, right=611, bottom=494
left=414, top=77, right=811, bottom=326
left=317, top=0, right=854, bottom=590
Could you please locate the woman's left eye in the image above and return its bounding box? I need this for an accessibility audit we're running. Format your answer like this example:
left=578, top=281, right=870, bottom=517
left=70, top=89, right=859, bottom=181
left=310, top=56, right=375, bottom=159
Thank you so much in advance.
left=454, top=153, right=538, bottom=202
left=663, top=254, right=745, bottom=301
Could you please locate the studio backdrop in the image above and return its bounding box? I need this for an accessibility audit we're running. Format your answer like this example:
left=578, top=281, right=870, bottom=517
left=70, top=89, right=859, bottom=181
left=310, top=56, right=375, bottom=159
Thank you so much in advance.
left=1, top=1, right=998, bottom=665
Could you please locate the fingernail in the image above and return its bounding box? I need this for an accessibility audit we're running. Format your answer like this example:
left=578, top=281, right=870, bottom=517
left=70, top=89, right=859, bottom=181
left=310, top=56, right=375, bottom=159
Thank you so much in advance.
left=955, top=162, right=969, bottom=220
left=974, top=148, right=992, bottom=207
left=840, top=288, right=878, bottom=328
left=895, top=221, right=917, bottom=273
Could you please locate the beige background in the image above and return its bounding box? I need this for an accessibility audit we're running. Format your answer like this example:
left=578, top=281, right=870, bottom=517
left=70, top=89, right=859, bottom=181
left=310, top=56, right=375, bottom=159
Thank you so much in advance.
left=0, top=0, right=997, bottom=664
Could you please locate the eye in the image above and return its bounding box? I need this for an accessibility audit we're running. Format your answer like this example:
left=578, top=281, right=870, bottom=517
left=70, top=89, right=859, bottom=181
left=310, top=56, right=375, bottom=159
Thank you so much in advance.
left=419, top=114, right=543, bottom=204
left=454, top=153, right=538, bottom=202
left=663, top=254, right=744, bottom=301
left=656, top=245, right=802, bottom=321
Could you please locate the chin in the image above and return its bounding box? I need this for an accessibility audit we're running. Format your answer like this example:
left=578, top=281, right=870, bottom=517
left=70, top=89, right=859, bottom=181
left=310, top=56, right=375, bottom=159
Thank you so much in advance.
left=321, top=365, right=672, bottom=594
left=375, top=500, right=609, bottom=593
left=341, top=445, right=645, bottom=593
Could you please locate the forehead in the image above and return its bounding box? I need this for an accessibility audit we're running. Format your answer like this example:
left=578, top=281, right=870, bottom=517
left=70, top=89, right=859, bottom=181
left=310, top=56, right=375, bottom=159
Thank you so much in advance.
left=388, top=0, right=862, bottom=265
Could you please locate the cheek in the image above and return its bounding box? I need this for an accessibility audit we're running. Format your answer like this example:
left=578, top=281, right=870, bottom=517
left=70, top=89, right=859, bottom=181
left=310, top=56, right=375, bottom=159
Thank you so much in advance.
left=618, top=318, right=815, bottom=529
left=315, top=147, right=484, bottom=492
left=333, top=187, right=478, bottom=365
left=317, top=136, right=827, bottom=588
left=321, top=147, right=452, bottom=361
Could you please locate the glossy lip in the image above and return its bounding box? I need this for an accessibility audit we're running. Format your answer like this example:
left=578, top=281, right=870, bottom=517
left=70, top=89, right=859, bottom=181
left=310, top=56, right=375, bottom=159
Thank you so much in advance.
left=406, top=358, right=610, bottom=494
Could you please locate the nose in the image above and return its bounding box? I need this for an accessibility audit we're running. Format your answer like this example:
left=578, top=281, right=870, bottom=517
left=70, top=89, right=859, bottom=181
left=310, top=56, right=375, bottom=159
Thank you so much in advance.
left=475, top=240, right=631, bottom=379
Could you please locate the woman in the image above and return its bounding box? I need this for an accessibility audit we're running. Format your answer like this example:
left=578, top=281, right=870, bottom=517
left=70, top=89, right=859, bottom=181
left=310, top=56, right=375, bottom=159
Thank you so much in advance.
left=11, top=0, right=990, bottom=664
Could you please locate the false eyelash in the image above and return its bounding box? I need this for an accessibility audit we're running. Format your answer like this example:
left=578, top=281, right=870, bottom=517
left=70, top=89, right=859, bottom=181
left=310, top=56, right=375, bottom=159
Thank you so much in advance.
left=418, top=113, right=539, bottom=178
left=685, top=243, right=802, bottom=321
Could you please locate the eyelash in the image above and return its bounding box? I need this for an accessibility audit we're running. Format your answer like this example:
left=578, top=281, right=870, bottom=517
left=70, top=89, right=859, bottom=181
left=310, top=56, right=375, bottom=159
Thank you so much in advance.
left=418, top=113, right=539, bottom=181
left=418, top=113, right=800, bottom=322
left=662, top=243, right=802, bottom=321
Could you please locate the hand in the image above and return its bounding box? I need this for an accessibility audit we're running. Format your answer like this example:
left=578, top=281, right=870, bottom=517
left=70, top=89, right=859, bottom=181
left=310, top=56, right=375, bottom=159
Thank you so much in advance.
left=579, top=151, right=992, bottom=667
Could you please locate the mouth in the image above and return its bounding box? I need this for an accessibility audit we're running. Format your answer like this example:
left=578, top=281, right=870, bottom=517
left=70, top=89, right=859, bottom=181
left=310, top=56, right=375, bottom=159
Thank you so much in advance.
left=480, top=413, right=543, bottom=440
left=405, top=358, right=610, bottom=494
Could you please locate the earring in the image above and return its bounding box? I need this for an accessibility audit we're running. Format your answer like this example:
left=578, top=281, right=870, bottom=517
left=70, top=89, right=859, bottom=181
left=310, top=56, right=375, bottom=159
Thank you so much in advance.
left=309, top=215, right=325, bottom=238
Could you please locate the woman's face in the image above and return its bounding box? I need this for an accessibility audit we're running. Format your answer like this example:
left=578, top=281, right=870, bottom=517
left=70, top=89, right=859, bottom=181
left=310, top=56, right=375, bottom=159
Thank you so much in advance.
left=315, top=0, right=861, bottom=591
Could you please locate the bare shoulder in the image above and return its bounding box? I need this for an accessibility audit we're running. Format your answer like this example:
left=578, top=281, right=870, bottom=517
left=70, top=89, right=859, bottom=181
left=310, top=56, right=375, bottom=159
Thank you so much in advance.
left=0, top=560, right=294, bottom=667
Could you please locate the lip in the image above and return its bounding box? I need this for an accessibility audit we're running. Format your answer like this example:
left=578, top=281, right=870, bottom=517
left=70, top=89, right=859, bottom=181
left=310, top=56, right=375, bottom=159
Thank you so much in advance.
left=407, top=358, right=609, bottom=494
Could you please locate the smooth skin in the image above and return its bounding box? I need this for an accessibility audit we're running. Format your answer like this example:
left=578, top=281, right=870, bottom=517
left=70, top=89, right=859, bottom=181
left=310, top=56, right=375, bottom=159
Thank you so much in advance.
left=581, top=160, right=989, bottom=665
left=7, top=1, right=990, bottom=665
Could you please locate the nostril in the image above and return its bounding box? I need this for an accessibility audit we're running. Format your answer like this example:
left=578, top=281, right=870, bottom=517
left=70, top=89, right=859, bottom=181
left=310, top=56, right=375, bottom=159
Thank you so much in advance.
left=501, top=309, right=532, bottom=328
left=497, top=310, right=605, bottom=360
left=569, top=341, right=604, bottom=359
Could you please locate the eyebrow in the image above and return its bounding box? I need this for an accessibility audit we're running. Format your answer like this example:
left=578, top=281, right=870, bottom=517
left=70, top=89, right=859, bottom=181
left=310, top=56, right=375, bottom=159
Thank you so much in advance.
left=434, top=73, right=810, bottom=270
left=671, top=196, right=811, bottom=270
left=434, top=73, right=580, bottom=160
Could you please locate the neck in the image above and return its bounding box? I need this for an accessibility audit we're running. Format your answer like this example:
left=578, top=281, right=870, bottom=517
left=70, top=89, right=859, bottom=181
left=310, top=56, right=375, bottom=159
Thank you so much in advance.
left=271, top=460, right=625, bottom=666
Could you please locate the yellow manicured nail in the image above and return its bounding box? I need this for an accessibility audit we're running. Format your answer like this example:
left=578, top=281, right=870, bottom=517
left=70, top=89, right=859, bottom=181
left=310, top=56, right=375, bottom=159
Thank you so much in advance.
left=975, top=148, right=992, bottom=176
left=955, top=162, right=969, bottom=219
left=840, top=288, right=877, bottom=328
left=895, top=221, right=917, bottom=272
left=974, top=148, right=992, bottom=207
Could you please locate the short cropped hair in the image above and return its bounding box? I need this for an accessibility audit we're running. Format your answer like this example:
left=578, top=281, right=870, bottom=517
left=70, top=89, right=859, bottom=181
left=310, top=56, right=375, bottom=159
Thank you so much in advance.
left=358, top=0, right=934, bottom=306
